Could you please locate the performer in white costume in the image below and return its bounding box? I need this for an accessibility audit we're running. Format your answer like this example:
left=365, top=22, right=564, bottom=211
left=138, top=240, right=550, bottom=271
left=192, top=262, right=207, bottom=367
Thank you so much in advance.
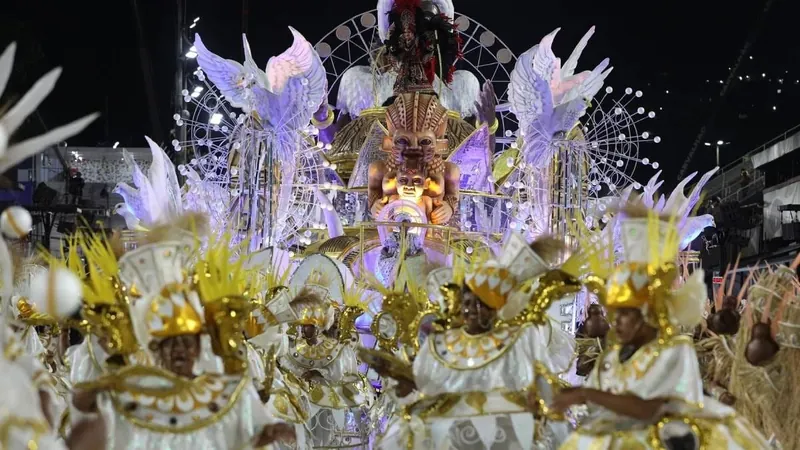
left=554, top=205, right=770, bottom=449
left=375, top=234, right=579, bottom=450
left=70, top=234, right=295, bottom=449
left=243, top=259, right=314, bottom=450
left=278, top=255, right=375, bottom=449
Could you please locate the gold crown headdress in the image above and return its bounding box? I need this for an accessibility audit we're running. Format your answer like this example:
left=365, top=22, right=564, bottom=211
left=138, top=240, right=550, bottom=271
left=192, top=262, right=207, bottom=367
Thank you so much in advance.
left=576, top=203, right=707, bottom=337
left=464, top=233, right=553, bottom=311
left=363, top=263, right=439, bottom=356
left=128, top=240, right=203, bottom=341
left=290, top=287, right=332, bottom=328
left=287, top=254, right=348, bottom=328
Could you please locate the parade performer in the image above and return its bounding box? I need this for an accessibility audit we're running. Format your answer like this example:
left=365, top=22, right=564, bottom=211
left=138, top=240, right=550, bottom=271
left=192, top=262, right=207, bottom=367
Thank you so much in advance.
left=374, top=234, right=579, bottom=450
left=70, top=232, right=295, bottom=449
left=244, top=260, right=314, bottom=450
left=278, top=256, right=374, bottom=448
left=554, top=204, right=770, bottom=449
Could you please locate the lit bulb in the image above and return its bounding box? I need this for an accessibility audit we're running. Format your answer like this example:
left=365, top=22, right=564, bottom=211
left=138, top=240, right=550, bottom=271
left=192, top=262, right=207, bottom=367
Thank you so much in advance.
left=648, top=111, right=656, bottom=118
left=642, top=157, right=650, bottom=164
left=625, top=87, right=633, bottom=95
left=652, top=162, right=660, bottom=169
left=641, top=132, right=650, bottom=139
left=654, top=136, right=661, bottom=143
left=605, top=86, right=613, bottom=94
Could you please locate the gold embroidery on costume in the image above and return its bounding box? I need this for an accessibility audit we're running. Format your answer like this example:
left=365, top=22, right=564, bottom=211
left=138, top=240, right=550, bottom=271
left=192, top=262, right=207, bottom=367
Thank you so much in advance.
left=430, top=324, right=523, bottom=370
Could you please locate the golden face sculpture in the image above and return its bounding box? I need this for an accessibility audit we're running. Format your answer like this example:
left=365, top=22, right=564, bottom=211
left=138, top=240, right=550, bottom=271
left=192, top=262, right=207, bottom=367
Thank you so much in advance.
left=383, top=92, right=449, bottom=169
left=396, top=166, right=428, bottom=201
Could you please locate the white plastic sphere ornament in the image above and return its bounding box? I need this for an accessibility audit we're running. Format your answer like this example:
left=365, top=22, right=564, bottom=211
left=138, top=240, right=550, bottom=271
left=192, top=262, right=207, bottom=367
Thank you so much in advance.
left=0, top=206, right=33, bottom=238
left=29, top=268, right=82, bottom=319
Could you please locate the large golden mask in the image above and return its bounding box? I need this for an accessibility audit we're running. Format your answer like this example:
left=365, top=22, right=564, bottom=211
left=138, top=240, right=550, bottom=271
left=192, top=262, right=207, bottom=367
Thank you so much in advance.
left=383, top=92, right=449, bottom=168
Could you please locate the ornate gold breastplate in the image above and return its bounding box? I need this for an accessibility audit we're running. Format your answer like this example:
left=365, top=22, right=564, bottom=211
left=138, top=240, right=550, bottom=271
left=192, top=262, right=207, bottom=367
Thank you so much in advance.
left=288, top=336, right=343, bottom=370
left=430, top=325, right=521, bottom=369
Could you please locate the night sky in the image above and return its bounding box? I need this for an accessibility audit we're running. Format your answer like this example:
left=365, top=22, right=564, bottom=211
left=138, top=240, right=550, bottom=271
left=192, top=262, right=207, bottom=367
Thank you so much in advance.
left=3, top=0, right=798, bottom=187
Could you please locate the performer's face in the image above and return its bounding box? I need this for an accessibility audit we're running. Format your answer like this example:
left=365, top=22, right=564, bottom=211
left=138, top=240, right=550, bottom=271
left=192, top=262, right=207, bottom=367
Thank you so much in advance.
left=461, top=286, right=495, bottom=332
left=301, top=324, right=318, bottom=341
left=158, top=334, right=201, bottom=377
left=613, top=308, right=644, bottom=344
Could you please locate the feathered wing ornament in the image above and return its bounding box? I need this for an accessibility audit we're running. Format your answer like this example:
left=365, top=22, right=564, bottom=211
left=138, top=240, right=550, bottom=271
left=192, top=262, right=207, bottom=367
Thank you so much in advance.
left=113, top=136, right=183, bottom=229
left=438, top=70, right=480, bottom=118
left=636, top=167, right=719, bottom=250
left=336, top=67, right=397, bottom=117
left=0, top=43, right=98, bottom=173
left=260, top=27, right=327, bottom=135
left=508, top=28, right=611, bottom=169
left=193, top=35, right=254, bottom=111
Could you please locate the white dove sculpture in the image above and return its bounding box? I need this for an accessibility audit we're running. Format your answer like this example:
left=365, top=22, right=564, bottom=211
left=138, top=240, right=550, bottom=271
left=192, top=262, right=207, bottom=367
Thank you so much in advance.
left=112, top=136, right=184, bottom=230
left=113, top=203, right=143, bottom=231
left=193, top=27, right=326, bottom=160
left=194, top=27, right=327, bottom=248
left=508, top=27, right=613, bottom=169
left=605, top=167, right=719, bottom=253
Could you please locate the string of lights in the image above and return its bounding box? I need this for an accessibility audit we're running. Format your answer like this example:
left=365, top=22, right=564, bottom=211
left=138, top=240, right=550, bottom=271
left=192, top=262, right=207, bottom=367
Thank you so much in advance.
left=677, top=0, right=776, bottom=180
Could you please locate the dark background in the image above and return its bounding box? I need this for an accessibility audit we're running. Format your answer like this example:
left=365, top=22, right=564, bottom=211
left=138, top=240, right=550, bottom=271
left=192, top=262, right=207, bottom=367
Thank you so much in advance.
left=3, top=0, right=799, bottom=187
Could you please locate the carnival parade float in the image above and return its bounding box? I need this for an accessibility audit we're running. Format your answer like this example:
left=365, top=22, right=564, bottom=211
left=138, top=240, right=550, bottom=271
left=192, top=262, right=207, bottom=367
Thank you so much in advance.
left=5, top=0, right=774, bottom=448
left=105, top=0, right=723, bottom=446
